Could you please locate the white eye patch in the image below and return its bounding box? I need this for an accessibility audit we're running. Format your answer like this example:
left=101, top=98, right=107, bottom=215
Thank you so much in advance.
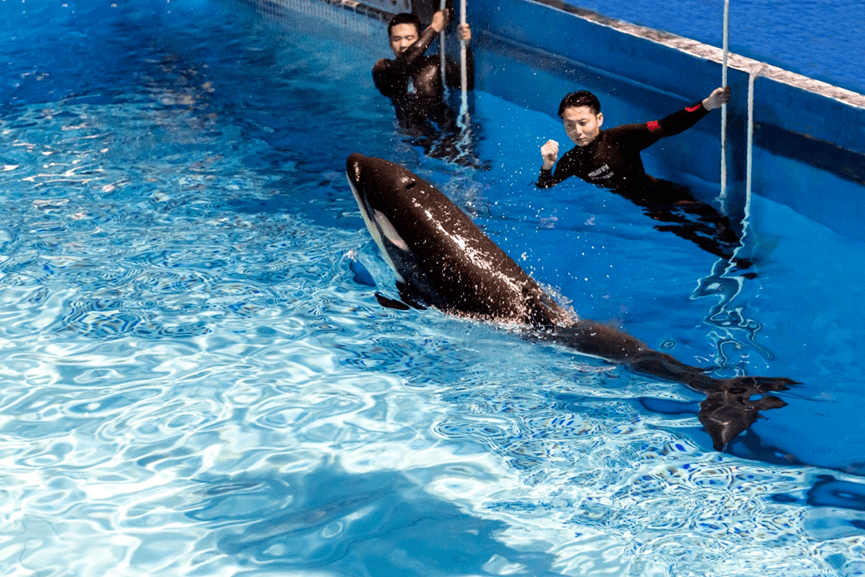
left=373, top=209, right=410, bottom=252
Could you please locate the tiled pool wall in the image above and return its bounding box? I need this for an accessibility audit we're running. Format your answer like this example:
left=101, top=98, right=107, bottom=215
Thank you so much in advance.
left=239, top=0, right=865, bottom=242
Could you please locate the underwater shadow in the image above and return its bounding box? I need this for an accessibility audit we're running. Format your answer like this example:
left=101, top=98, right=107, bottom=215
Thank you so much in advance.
left=188, top=461, right=561, bottom=576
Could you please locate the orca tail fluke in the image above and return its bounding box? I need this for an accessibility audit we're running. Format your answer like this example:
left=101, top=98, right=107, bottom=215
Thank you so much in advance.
left=696, top=375, right=796, bottom=451
left=541, top=329, right=798, bottom=451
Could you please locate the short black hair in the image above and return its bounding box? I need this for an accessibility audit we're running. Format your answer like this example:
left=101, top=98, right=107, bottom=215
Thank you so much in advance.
left=388, top=13, right=422, bottom=37
left=558, top=91, right=601, bottom=117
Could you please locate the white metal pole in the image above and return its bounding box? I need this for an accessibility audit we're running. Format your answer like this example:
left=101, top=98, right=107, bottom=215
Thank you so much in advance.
left=440, top=0, right=448, bottom=95
left=746, top=63, right=765, bottom=200
left=728, top=62, right=765, bottom=274
left=459, top=0, right=468, bottom=126
left=718, top=0, right=730, bottom=214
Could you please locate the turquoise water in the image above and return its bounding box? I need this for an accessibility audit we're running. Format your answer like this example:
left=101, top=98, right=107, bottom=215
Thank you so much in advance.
left=1, top=1, right=864, bottom=575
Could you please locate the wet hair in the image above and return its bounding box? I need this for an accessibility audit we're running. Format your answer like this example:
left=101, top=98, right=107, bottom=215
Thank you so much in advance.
left=388, top=13, right=422, bottom=37
left=558, top=91, right=601, bottom=117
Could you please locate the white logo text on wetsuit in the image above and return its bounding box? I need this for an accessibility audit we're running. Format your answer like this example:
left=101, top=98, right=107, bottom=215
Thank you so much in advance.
left=588, top=164, right=612, bottom=179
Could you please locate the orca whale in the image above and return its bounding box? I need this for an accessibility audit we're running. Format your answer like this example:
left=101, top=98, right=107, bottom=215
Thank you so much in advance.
left=345, top=153, right=796, bottom=450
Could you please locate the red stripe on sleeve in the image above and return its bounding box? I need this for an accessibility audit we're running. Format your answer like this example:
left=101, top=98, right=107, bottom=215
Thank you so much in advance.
left=647, top=120, right=660, bottom=132
left=686, top=104, right=701, bottom=112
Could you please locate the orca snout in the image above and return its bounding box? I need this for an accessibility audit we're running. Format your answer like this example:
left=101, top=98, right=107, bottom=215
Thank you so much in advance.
left=346, top=153, right=367, bottom=184
left=345, top=153, right=416, bottom=204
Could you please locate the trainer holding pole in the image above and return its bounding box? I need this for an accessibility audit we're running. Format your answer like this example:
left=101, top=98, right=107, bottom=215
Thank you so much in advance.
left=372, top=7, right=476, bottom=165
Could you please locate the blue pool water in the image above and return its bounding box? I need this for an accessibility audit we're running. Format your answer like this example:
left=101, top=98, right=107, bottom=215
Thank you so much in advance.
left=1, top=1, right=865, bottom=575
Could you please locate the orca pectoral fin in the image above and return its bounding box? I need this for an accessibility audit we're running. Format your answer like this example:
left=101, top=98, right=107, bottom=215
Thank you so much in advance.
left=375, top=292, right=411, bottom=311
left=373, top=285, right=428, bottom=311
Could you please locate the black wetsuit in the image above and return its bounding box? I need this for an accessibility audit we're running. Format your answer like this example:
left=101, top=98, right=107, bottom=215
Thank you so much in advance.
left=537, top=102, right=709, bottom=192
left=537, top=102, right=745, bottom=263
left=373, top=25, right=476, bottom=163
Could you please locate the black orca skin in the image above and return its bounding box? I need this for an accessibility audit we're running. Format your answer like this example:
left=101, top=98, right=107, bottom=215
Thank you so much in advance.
left=346, top=153, right=797, bottom=450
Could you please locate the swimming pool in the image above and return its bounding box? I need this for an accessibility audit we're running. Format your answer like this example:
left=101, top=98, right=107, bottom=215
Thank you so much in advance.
left=1, top=1, right=864, bottom=575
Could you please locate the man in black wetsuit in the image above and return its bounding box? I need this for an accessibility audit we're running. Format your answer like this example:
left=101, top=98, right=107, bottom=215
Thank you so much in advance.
left=373, top=11, right=475, bottom=164
left=537, top=88, right=747, bottom=263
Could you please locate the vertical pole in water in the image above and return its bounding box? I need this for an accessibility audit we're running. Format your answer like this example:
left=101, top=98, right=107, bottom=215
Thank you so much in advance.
left=718, top=0, right=730, bottom=214
left=440, top=0, right=448, bottom=96
left=458, top=0, right=468, bottom=127
left=729, top=62, right=765, bottom=272
left=745, top=64, right=765, bottom=202
left=745, top=64, right=766, bottom=201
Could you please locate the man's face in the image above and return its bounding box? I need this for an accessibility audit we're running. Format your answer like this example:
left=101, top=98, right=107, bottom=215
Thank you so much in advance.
left=562, top=106, right=604, bottom=147
left=389, top=23, right=420, bottom=57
